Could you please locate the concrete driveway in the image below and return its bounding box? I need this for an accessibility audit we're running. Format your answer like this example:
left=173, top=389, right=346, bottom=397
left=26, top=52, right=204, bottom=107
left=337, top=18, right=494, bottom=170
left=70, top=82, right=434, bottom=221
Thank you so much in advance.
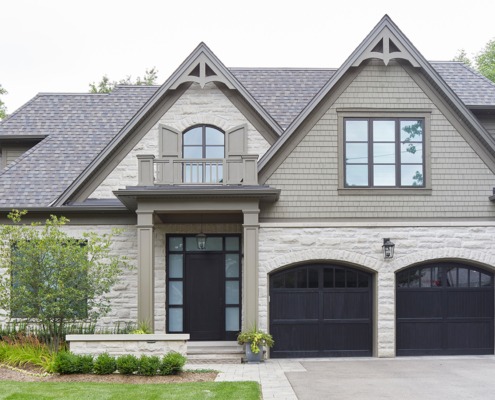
left=285, top=356, right=495, bottom=400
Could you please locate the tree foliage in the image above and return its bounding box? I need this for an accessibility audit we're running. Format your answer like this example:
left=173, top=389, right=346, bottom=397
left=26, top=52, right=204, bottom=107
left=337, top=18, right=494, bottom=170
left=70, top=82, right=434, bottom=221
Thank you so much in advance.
left=475, top=39, right=495, bottom=83
left=453, top=39, right=495, bottom=83
left=0, top=84, right=7, bottom=120
left=89, top=67, right=158, bottom=93
left=0, top=210, right=128, bottom=351
left=452, top=49, right=473, bottom=68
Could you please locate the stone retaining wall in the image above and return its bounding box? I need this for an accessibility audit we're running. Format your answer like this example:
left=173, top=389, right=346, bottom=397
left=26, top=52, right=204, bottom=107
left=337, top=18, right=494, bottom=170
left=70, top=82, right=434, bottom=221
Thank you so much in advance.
left=66, top=334, right=189, bottom=356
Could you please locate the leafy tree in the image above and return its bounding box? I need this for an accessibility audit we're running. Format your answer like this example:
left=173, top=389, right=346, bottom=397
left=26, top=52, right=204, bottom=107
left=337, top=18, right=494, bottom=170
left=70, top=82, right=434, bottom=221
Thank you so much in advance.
left=89, top=67, right=158, bottom=93
left=475, top=39, right=495, bottom=83
left=0, top=210, right=128, bottom=351
left=0, top=84, right=7, bottom=120
left=453, top=49, right=473, bottom=67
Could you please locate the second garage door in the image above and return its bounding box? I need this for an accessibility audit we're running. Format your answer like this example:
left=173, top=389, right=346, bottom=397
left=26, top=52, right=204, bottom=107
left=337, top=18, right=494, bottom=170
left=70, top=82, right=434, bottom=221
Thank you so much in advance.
left=269, top=264, right=373, bottom=358
left=396, top=262, right=494, bottom=356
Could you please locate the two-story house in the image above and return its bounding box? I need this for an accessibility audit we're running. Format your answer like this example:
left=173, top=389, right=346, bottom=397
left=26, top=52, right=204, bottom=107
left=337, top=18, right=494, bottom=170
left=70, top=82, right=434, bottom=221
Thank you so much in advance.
left=2, top=15, right=495, bottom=358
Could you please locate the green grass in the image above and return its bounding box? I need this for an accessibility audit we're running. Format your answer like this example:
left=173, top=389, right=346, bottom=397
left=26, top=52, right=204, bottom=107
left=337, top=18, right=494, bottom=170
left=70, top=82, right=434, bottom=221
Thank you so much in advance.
left=0, top=381, right=261, bottom=400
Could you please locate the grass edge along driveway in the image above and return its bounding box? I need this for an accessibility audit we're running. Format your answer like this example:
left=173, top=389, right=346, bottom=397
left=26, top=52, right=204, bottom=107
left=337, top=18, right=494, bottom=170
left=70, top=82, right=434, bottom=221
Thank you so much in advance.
left=0, top=380, right=261, bottom=400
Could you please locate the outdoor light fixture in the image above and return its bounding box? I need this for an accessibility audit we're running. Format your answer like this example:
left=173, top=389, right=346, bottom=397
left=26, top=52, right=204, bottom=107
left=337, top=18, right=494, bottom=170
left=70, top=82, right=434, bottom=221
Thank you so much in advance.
left=196, top=216, right=207, bottom=250
left=382, top=238, right=395, bottom=259
left=196, top=233, right=207, bottom=250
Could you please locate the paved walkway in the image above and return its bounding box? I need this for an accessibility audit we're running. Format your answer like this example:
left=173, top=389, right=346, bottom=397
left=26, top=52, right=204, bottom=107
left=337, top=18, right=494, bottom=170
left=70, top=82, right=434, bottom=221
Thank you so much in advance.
left=186, top=359, right=305, bottom=399
left=187, top=356, right=495, bottom=400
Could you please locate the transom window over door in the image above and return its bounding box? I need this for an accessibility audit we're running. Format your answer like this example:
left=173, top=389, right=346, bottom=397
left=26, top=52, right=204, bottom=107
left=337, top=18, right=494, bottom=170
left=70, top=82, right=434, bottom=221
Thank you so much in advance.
left=344, top=118, right=424, bottom=187
left=183, top=125, right=225, bottom=183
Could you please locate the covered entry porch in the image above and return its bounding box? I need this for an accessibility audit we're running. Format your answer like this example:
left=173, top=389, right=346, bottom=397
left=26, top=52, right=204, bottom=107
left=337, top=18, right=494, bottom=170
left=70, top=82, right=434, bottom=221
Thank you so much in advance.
left=114, top=187, right=279, bottom=339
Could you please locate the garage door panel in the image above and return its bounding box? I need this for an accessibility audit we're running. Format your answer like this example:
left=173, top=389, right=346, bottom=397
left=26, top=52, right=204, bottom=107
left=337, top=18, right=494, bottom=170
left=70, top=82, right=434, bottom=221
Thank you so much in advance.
left=270, top=324, right=319, bottom=355
left=396, top=321, right=443, bottom=354
left=445, top=290, right=494, bottom=318
left=270, top=264, right=373, bottom=358
left=320, top=322, right=372, bottom=353
left=445, top=321, right=493, bottom=352
left=322, top=291, right=370, bottom=319
left=396, top=291, right=442, bottom=318
left=271, top=291, right=319, bottom=320
left=397, top=262, right=494, bottom=356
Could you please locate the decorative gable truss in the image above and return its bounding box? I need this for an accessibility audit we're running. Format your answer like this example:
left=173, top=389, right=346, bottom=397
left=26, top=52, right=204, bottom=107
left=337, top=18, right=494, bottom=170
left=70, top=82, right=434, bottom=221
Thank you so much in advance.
left=352, top=27, right=420, bottom=67
left=170, top=53, right=236, bottom=90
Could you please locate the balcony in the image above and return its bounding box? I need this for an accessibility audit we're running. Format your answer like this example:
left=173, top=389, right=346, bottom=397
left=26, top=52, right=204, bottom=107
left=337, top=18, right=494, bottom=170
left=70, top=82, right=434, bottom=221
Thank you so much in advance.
left=137, top=154, right=259, bottom=186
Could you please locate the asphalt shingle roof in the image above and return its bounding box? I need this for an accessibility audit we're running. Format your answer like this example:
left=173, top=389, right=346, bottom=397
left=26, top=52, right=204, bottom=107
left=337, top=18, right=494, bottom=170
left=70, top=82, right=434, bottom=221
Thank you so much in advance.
left=1, top=62, right=495, bottom=208
left=0, top=86, right=158, bottom=207
left=230, top=68, right=336, bottom=130
left=431, top=62, right=495, bottom=107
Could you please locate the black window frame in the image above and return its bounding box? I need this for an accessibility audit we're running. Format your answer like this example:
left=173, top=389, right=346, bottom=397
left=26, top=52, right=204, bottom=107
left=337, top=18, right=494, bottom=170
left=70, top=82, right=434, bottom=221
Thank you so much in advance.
left=344, top=117, right=425, bottom=188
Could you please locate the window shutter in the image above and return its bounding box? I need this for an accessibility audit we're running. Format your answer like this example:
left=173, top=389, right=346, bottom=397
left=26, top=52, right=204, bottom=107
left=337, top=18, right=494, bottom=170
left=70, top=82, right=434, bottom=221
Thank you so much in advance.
left=158, top=125, right=181, bottom=158
left=226, top=125, right=247, bottom=157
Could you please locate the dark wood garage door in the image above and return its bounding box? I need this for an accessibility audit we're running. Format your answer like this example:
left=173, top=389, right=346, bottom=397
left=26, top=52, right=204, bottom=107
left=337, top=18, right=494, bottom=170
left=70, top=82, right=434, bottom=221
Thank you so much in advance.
left=269, top=264, right=373, bottom=358
left=396, top=262, right=494, bottom=356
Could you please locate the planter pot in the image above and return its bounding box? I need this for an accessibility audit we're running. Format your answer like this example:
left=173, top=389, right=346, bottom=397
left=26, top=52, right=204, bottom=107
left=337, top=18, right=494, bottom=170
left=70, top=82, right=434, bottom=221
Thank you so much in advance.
left=245, top=344, right=264, bottom=363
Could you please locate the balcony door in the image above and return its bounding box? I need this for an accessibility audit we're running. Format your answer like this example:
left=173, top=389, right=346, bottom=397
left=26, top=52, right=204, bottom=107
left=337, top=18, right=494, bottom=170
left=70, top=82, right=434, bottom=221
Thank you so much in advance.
left=183, top=125, right=224, bottom=183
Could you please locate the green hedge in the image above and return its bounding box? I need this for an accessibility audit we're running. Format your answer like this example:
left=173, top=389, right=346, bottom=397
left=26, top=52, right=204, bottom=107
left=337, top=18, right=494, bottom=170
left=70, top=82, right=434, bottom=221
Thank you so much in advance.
left=54, top=351, right=186, bottom=376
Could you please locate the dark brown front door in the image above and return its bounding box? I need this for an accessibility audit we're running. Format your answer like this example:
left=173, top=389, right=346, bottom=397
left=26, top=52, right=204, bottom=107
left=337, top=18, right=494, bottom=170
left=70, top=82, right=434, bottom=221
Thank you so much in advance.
left=184, top=253, right=224, bottom=340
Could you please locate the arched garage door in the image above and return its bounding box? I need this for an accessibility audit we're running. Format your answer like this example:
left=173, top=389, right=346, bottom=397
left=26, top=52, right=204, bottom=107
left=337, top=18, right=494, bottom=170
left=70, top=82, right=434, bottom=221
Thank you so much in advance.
left=396, top=262, right=494, bottom=356
left=269, top=264, right=373, bottom=358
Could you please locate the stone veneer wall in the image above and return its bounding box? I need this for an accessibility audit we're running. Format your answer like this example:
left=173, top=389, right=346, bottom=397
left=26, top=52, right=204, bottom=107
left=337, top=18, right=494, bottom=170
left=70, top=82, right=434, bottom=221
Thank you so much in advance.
left=67, top=334, right=188, bottom=356
left=258, top=223, right=495, bottom=357
left=0, top=225, right=138, bottom=330
left=91, top=82, right=271, bottom=199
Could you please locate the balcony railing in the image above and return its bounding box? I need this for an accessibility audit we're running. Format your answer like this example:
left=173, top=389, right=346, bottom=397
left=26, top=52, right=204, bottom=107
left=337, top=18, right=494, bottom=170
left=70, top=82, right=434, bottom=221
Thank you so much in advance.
left=137, top=154, right=258, bottom=186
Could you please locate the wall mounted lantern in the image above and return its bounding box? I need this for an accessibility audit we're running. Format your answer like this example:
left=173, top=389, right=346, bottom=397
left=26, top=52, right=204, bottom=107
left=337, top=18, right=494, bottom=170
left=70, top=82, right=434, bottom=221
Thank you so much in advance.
left=196, top=233, right=207, bottom=250
left=382, top=238, right=395, bottom=259
left=196, top=216, right=207, bottom=250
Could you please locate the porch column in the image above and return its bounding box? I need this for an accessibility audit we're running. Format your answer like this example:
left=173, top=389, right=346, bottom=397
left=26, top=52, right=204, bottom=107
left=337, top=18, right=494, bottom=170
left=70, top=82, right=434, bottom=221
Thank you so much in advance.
left=243, top=209, right=260, bottom=329
left=136, top=210, right=155, bottom=330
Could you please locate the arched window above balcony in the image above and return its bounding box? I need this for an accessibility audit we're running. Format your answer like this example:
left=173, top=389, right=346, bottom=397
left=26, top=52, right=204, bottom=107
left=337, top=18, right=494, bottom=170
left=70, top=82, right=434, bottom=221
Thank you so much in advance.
left=183, top=125, right=224, bottom=159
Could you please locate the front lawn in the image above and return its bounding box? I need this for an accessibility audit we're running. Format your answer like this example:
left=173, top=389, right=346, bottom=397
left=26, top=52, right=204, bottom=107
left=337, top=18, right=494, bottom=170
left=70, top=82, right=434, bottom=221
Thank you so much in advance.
left=0, top=380, right=261, bottom=400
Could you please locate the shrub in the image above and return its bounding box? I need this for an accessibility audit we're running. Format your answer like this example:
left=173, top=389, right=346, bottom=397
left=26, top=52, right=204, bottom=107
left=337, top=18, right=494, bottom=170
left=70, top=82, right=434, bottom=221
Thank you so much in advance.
left=77, top=354, right=94, bottom=374
left=159, top=352, right=186, bottom=375
left=0, top=333, right=56, bottom=373
left=53, top=352, right=79, bottom=374
left=138, top=355, right=160, bottom=376
left=93, top=353, right=116, bottom=375
left=116, top=354, right=139, bottom=375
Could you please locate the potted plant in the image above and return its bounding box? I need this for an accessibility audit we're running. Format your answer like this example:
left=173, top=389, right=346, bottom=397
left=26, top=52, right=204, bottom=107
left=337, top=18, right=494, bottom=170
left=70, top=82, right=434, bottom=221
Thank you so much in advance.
left=237, top=327, right=274, bottom=363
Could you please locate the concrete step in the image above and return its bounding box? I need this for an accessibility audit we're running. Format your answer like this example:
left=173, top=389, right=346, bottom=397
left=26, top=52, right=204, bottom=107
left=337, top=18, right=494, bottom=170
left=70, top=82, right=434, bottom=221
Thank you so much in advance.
left=187, top=341, right=244, bottom=364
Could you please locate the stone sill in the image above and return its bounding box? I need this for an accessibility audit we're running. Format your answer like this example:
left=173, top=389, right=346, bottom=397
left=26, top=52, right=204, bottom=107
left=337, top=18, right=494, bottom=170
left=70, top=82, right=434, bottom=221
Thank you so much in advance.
left=66, top=334, right=190, bottom=341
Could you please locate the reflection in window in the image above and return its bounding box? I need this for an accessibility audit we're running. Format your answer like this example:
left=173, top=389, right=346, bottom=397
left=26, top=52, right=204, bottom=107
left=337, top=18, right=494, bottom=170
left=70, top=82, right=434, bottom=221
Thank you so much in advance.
left=183, top=125, right=224, bottom=183
left=344, top=118, right=424, bottom=187
left=397, top=264, right=493, bottom=289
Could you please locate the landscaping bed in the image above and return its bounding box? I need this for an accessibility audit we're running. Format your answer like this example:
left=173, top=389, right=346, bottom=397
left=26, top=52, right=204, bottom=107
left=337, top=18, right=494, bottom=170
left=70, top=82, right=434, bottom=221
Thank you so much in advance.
left=0, top=364, right=217, bottom=383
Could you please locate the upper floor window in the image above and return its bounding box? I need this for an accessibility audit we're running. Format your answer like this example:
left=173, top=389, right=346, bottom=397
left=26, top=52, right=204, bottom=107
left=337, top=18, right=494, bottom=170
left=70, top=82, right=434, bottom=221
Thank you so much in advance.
left=182, top=125, right=224, bottom=183
left=183, top=125, right=225, bottom=159
left=344, top=118, right=424, bottom=187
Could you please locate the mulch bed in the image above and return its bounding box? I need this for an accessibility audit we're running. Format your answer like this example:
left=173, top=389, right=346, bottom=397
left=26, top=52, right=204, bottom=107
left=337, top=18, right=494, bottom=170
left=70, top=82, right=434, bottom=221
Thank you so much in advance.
left=0, top=365, right=217, bottom=384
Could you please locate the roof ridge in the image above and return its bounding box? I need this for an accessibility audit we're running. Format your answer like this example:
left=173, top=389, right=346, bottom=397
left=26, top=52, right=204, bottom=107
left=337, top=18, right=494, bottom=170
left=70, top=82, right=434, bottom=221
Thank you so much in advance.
left=229, top=67, right=338, bottom=71
left=0, top=94, right=41, bottom=125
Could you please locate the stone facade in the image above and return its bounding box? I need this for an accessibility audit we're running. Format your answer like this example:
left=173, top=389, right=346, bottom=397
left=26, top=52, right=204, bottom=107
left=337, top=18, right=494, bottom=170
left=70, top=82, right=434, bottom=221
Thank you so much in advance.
left=258, top=223, right=495, bottom=357
left=91, top=82, right=271, bottom=199
left=67, top=334, right=189, bottom=356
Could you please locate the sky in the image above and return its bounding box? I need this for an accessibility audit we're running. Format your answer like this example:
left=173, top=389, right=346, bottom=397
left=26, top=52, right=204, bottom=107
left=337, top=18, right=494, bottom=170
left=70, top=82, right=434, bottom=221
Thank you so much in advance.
left=1, top=0, right=495, bottom=113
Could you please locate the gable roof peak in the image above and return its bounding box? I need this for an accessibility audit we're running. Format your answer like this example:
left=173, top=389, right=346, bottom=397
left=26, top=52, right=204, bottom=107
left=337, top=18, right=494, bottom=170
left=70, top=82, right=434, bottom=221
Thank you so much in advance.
left=351, top=14, right=420, bottom=68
